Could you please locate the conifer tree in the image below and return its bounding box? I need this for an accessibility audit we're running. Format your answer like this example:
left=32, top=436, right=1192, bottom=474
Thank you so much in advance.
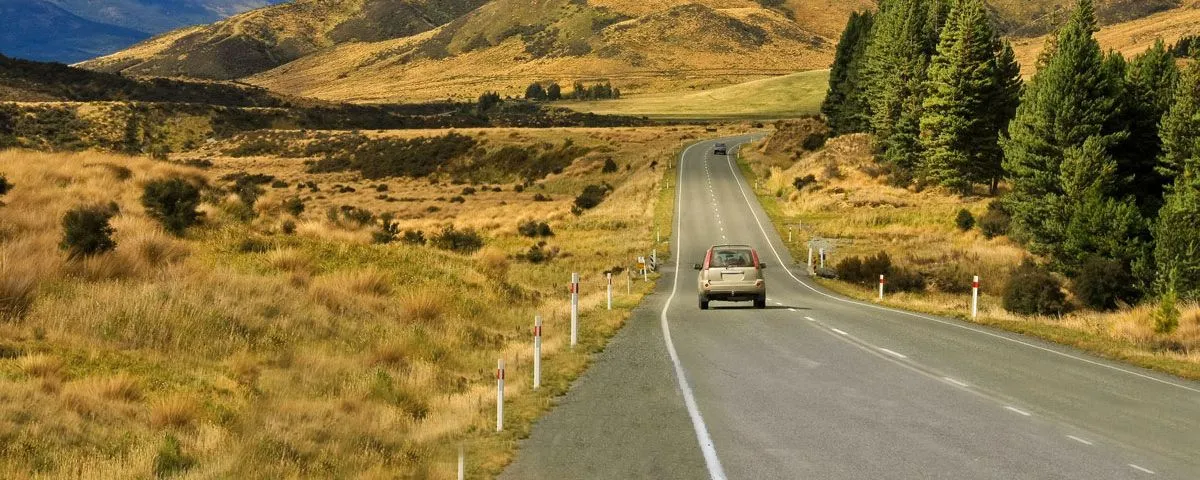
left=823, top=11, right=875, bottom=134
left=1001, top=0, right=1123, bottom=255
left=1155, top=160, right=1200, bottom=300
left=1115, top=40, right=1179, bottom=214
left=1158, top=62, right=1200, bottom=183
left=982, top=39, right=1023, bottom=192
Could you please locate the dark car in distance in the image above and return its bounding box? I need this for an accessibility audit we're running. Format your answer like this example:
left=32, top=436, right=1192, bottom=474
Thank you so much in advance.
left=713, top=143, right=728, bottom=155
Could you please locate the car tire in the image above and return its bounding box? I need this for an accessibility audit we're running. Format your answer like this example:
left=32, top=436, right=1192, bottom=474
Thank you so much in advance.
left=699, top=297, right=710, bottom=310
left=754, top=295, right=766, bottom=309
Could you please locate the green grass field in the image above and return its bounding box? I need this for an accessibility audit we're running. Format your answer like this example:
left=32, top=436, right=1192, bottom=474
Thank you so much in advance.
left=560, top=70, right=830, bottom=120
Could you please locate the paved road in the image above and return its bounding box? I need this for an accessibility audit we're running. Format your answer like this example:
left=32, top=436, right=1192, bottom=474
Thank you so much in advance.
left=502, top=136, right=1200, bottom=479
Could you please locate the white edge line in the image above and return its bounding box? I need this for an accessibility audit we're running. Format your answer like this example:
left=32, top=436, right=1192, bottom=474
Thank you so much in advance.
left=1128, top=464, right=1155, bottom=475
left=943, top=377, right=969, bottom=388
left=721, top=154, right=1200, bottom=395
left=879, top=348, right=908, bottom=359
left=662, top=140, right=727, bottom=480
left=1004, top=406, right=1032, bottom=417
left=831, top=328, right=848, bottom=336
left=1066, top=435, right=1093, bottom=446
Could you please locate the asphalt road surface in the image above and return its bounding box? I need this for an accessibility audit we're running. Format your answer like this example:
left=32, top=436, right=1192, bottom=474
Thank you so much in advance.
left=502, top=136, right=1200, bottom=480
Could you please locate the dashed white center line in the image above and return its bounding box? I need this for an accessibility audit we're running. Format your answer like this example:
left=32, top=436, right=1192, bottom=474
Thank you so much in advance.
left=1004, top=406, right=1032, bottom=417
left=788, top=308, right=798, bottom=312
left=943, top=377, right=969, bottom=388
left=1128, top=464, right=1155, bottom=475
left=879, top=348, right=907, bottom=359
left=804, top=316, right=816, bottom=322
left=1066, top=435, right=1093, bottom=446
left=831, top=328, right=848, bottom=336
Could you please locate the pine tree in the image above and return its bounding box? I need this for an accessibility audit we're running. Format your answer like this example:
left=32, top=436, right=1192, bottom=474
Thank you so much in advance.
left=1155, top=162, right=1200, bottom=301
left=1001, top=0, right=1123, bottom=256
left=1114, top=40, right=1179, bottom=214
left=982, top=39, right=1023, bottom=192
left=1158, top=61, right=1200, bottom=183
left=1058, top=136, right=1148, bottom=274
left=823, top=11, right=875, bottom=134
left=864, top=0, right=950, bottom=177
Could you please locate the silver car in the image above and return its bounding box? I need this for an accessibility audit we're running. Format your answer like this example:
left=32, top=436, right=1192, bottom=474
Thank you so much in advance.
left=694, top=245, right=767, bottom=310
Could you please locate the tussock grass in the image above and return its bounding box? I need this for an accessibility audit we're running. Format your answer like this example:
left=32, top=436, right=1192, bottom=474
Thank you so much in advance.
left=0, top=125, right=692, bottom=477
left=743, top=132, right=1200, bottom=380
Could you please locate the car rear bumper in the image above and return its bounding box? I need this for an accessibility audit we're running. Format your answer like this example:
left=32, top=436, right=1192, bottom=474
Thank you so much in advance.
left=701, top=285, right=764, bottom=302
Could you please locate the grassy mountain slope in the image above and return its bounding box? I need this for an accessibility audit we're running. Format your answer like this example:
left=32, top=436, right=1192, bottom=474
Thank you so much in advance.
left=80, top=0, right=487, bottom=79
left=248, top=1, right=833, bottom=102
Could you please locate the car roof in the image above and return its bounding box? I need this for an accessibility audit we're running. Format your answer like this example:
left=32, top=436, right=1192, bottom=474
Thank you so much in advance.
left=710, top=244, right=753, bottom=250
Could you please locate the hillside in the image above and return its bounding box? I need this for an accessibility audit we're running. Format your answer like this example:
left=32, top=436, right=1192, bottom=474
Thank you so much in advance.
left=77, top=0, right=1191, bottom=103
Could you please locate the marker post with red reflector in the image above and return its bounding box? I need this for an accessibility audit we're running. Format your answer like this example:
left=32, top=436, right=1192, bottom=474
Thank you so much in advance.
left=879, top=274, right=885, bottom=301
left=808, top=247, right=813, bottom=270
left=496, top=359, right=505, bottom=432
left=533, top=315, right=542, bottom=390
left=972, top=275, right=980, bottom=319
left=457, top=445, right=464, bottom=480
left=570, top=273, right=580, bottom=348
left=606, top=273, right=613, bottom=310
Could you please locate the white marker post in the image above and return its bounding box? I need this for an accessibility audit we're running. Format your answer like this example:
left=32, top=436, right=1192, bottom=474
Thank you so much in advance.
left=807, top=247, right=813, bottom=269
left=570, top=273, right=580, bottom=348
left=880, top=274, right=886, bottom=301
left=627, top=271, right=632, bottom=294
left=533, top=315, right=542, bottom=389
left=652, top=248, right=658, bottom=270
left=971, top=276, right=980, bottom=319
left=819, top=249, right=826, bottom=269
left=458, top=445, right=465, bottom=480
left=496, top=359, right=505, bottom=432
left=606, top=273, right=613, bottom=310
left=789, top=227, right=793, bottom=243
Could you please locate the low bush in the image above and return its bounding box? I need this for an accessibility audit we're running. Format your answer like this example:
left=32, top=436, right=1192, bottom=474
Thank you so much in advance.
left=1003, top=260, right=1066, bottom=315
left=1153, top=285, right=1180, bottom=334
left=979, top=201, right=1011, bottom=239
left=142, top=178, right=201, bottom=236
left=373, top=217, right=401, bottom=245
left=835, top=251, right=924, bottom=292
left=602, top=158, right=619, bottom=173
left=955, top=209, right=975, bottom=231
left=1071, top=257, right=1137, bottom=311
left=532, top=193, right=551, bottom=202
left=0, top=174, right=12, bottom=196
left=283, top=197, right=305, bottom=217
left=517, top=220, right=553, bottom=238
left=573, top=184, right=611, bottom=211
left=271, top=180, right=289, bottom=189
left=339, top=206, right=374, bottom=226
left=793, top=174, right=817, bottom=191
left=401, top=230, right=426, bottom=246
left=60, top=203, right=118, bottom=259
left=431, top=226, right=484, bottom=254
left=153, top=434, right=195, bottom=478
left=521, top=243, right=556, bottom=264
left=461, top=187, right=476, bottom=196
left=280, top=220, right=296, bottom=235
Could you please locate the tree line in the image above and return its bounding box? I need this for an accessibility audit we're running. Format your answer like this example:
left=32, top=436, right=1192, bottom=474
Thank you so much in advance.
left=525, top=81, right=621, bottom=101
left=822, top=0, right=1200, bottom=311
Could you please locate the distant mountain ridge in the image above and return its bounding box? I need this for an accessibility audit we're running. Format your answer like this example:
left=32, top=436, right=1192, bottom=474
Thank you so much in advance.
left=0, top=0, right=283, bottom=64
left=76, top=0, right=1189, bottom=102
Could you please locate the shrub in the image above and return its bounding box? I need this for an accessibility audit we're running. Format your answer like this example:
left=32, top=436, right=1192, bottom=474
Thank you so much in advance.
left=835, top=251, right=923, bottom=292
left=401, top=230, right=426, bottom=246
left=532, top=193, right=551, bottom=202
left=271, top=180, right=289, bottom=189
left=461, top=187, right=476, bottom=196
left=374, top=214, right=400, bottom=244
left=60, top=203, right=118, bottom=259
left=449, top=196, right=466, bottom=204
left=802, top=133, right=828, bottom=151
left=339, top=206, right=374, bottom=226
left=1153, top=284, right=1180, bottom=334
left=979, top=201, right=1011, bottom=239
left=281, top=220, right=296, bottom=235
left=431, top=226, right=484, bottom=254
left=375, top=184, right=389, bottom=192
left=1071, top=257, right=1137, bottom=311
left=574, top=184, right=610, bottom=211
left=793, top=174, right=817, bottom=191
left=143, top=178, right=201, bottom=236
left=517, top=220, right=553, bottom=238
left=1003, top=261, right=1066, bottom=315
left=0, top=174, right=12, bottom=196
left=602, top=158, right=619, bottom=173
left=930, top=264, right=974, bottom=294
left=283, top=197, right=305, bottom=217
left=955, top=209, right=975, bottom=231
left=522, top=244, right=555, bottom=264
left=154, top=434, right=195, bottom=478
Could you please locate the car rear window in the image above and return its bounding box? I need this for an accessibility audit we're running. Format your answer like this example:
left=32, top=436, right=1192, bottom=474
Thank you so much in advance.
left=710, top=248, right=753, bottom=268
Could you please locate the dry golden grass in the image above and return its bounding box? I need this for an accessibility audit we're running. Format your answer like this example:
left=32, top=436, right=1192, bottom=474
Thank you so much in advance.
left=0, top=124, right=693, bottom=477
left=743, top=129, right=1200, bottom=378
